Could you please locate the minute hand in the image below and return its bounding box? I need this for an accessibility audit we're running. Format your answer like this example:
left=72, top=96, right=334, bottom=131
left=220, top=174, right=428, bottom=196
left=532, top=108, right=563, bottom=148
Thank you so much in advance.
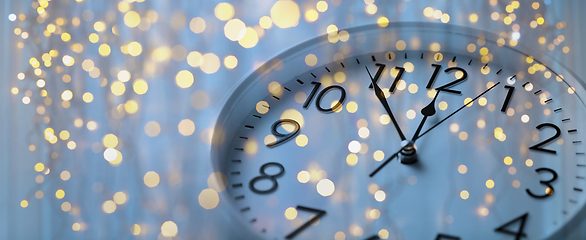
left=413, top=81, right=501, bottom=141
left=366, top=65, right=407, bottom=141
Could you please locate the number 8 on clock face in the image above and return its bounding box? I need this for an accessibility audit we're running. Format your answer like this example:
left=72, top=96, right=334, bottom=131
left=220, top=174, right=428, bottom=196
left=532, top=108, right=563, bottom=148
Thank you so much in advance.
left=212, top=23, right=586, bottom=240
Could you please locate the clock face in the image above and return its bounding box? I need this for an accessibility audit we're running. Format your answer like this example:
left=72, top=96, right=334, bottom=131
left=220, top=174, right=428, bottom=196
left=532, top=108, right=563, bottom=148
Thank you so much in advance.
left=212, top=24, right=586, bottom=240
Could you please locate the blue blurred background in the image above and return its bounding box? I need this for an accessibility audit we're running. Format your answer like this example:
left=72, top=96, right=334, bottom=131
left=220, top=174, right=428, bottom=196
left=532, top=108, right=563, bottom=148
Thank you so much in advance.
left=1, top=0, right=586, bottom=239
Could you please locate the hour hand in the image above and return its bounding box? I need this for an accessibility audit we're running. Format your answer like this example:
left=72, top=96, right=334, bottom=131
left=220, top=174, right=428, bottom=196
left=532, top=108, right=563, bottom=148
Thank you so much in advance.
left=366, top=64, right=407, bottom=141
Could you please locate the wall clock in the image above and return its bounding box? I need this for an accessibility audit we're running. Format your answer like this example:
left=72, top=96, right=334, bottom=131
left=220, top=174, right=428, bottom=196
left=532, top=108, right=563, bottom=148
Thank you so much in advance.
left=211, top=22, right=586, bottom=240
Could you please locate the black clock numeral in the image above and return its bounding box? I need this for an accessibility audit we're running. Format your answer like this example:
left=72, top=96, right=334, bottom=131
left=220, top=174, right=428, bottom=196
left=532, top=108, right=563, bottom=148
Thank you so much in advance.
left=367, top=63, right=386, bottom=89
left=426, top=64, right=442, bottom=89
left=426, top=65, right=468, bottom=94
left=364, top=235, right=380, bottom=240
left=303, top=82, right=321, bottom=109
left=435, top=233, right=461, bottom=240
left=388, top=67, right=406, bottom=93
left=366, top=64, right=405, bottom=93
left=495, top=213, right=528, bottom=240
left=285, top=206, right=326, bottom=239
left=529, top=123, right=561, bottom=154
left=249, top=162, right=284, bottom=194
left=265, top=119, right=300, bottom=148
left=526, top=168, right=558, bottom=198
left=302, top=81, right=346, bottom=113
left=501, top=85, right=515, bottom=112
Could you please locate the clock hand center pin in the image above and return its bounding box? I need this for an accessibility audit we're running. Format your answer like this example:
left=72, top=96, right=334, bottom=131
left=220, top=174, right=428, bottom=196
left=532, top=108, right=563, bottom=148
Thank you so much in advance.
left=400, top=90, right=441, bottom=164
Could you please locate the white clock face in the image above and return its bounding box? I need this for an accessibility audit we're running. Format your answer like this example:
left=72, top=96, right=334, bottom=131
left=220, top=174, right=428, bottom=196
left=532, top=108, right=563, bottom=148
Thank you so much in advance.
left=212, top=24, right=586, bottom=240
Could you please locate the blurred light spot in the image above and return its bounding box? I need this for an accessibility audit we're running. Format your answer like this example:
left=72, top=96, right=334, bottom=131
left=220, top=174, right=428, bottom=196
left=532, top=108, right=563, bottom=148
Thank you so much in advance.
left=144, top=171, right=160, bottom=187
left=224, top=19, right=247, bottom=41
left=335, top=231, right=345, bottom=240
left=224, top=55, right=238, bottom=69
left=124, top=11, right=140, bottom=27
left=374, top=190, right=386, bottom=202
left=449, top=123, right=459, bottom=133
left=161, top=221, right=178, bottom=237
left=270, top=0, right=300, bottom=28
left=55, top=189, right=65, bottom=199
left=373, top=150, right=384, bottom=161
left=305, top=54, right=317, bottom=66
left=369, top=209, right=381, bottom=219
left=285, top=207, right=298, bottom=220
left=244, top=139, right=258, bottom=156
left=358, top=127, right=370, bottom=139
left=133, top=79, right=148, bottom=95
left=478, top=207, right=489, bottom=216
left=82, top=92, right=93, bottom=103
left=297, top=171, right=310, bottom=183
left=504, top=156, right=513, bottom=165
left=256, top=101, right=270, bottom=114
left=238, top=27, right=258, bottom=48
left=178, top=119, right=195, bottom=136
left=144, top=121, right=161, bottom=137
left=111, top=81, right=126, bottom=96
left=403, top=62, right=414, bottom=72
left=190, top=17, right=206, bottom=33
left=200, top=53, right=221, bottom=74
left=438, top=101, right=448, bottom=110
left=459, top=131, right=468, bottom=141
left=377, top=17, right=389, bottom=27
left=317, top=179, right=335, bottom=196
left=102, top=200, right=117, bottom=214
left=460, top=190, right=469, bottom=200
left=346, top=101, right=358, bottom=113
left=458, top=165, right=467, bottom=174
left=526, top=159, right=533, bottom=167
left=379, top=229, right=389, bottom=239
left=476, top=119, right=486, bottom=129
left=350, top=224, right=363, bottom=237
left=316, top=1, right=328, bottom=12
left=348, top=140, right=361, bottom=153
left=406, top=109, right=416, bottom=119
left=131, top=224, right=141, bottom=235
left=368, top=183, right=379, bottom=194
left=208, top=172, right=228, bottom=192
left=113, top=192, right=127, bottom=204
left=187, top=51, right=203, bottom=67
left=379, top=114, right=390, bottom=125
left=464, top=97, right=473, bottom=107
left=215, top=2, right=235, bottom=21
left=296, top=134, right=308, bottom=147
left=508, top=166, right=517, bottom=175
left=486, top=179, right=495, bottom=189
left=346, top=154, right=358, bottom=166
left=304, top=10, right=318, bottom=22
left=396, top=40, right=406, bottom=50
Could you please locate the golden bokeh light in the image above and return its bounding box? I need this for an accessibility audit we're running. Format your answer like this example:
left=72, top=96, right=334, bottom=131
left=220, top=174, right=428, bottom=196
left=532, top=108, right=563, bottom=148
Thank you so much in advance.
left=270, top=0, right=300, bottom=28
